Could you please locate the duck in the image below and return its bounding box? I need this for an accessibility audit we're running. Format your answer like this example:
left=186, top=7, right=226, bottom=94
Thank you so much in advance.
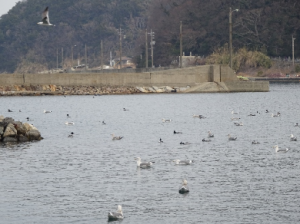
left=159, top=138, right=163, bottom=143
left=234, top=122, right=243, bottom=126
left=8, top=109, right=13, bottom=112
left=208, top=131, right=214, bottom=138
left=252, top=140, right=260, bottom=144
left=162, top=118, right=171, bottom=122
left=123, top=108, right=129, bottom=111
left=179, top=180, right=189, bottom=194
left=68, top=132, right=74, bottom=138
left=108, top=205, right=124, bottom=221
left=111, top=134, right=123, bottom=140
left=134, top=157, right=154, bottom=168
left=180, top=142, right=190, bottom=145
left=271, top=113, right=280, bottom=117
left=202, top=138, right=211, bottom=142
left=44, top=110, right=52, bottom=113
left=174, top=130, right=182, bottom=134
left=102, top=121, right=106, bottom=125
left=290, top=134, right=297, bottom=141
left=228, top=134, right=237, bottom=141
left=294, top=123, right=299, bottom=127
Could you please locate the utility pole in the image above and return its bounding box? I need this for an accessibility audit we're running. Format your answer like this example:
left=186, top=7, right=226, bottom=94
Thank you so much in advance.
left=149, top=29, right=155, bottom=68
left=180, top=21, right=183, bottom=68
left=145, top=29, right=148, bottom=68
left=56, top=48, right=58, bottom=69
left=229, top=7, right=239, bottom=69
left=61, top=47, right=63, bottom=69
left=85, top=44, right=87, bottom=69
left=101, top=40, right=103, bottom=69
left=119, top=26, right=122, bottom=69
left=78, top=52, right=80, bottom=66
left=292, top=35, right=296, bottom=71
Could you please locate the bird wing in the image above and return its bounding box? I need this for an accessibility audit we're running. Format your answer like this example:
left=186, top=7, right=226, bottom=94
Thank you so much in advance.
left=42, top=7, right=50, bottom=24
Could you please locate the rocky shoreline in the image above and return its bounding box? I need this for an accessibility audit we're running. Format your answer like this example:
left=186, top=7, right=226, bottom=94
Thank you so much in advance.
left=0, top=85, right=189, bottom=96
left=0, top=116, right=42, bottom=143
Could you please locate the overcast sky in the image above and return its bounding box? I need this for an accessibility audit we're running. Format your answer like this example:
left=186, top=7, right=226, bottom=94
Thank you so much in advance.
left=0, top=1, right=18, bottom=16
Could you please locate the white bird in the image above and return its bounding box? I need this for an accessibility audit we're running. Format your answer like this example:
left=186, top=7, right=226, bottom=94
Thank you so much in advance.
left=271, top=113, right=280, bottom=117
left=44, top=110, right=52, bottom=113
left=65, top=122, right=75, bottom=125
left=252, top=140, right=260, bottom=144
left=228, top=134, right=237, bottom=141
left=111, top=134, right=123, bottom=140
left=108, top=205, right=124, bottom=221
left=37, top=7, right=55, bottom=26
left=134, top=157, right=154, bottom=168
left=290, top=134, right=297, bottom=141
left=274, top=145, right=289, bottom=153
left=179, top=179, right=189, bottom=194
left=231, top=117, right=240, bottom=120
left=173, top=159, right=193, bottom=165
left=192, top=114, right=200, bottom=118
left=208, top=131, right=214, bottom=138
left=162, top=118, right=171, bottom=122
left=234, top=122, right=243, bottom=126
left=231, top=110, right=239, bottom=115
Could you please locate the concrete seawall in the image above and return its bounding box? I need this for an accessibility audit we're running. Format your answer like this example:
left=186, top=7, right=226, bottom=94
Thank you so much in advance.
left=0, top=65, right=269, bottom=93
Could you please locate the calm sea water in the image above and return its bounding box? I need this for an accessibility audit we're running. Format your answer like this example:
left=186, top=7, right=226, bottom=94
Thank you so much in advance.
left=0, top=83, right=300, bottom=224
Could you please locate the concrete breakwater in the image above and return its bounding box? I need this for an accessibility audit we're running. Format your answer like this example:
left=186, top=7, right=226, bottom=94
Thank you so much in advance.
left=0, top=115, right=42, bottom=142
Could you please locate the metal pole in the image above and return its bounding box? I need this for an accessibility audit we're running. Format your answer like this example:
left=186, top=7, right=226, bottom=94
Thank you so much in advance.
left=292, top=35, right=296, bottom=70
left=146, top=29, right=148, bottom=68
left=119, top=26, right=122, bottom=69
left=85, top=44, right=87, bottom=69
left=56, top=48, right=58, bottom=69
left=180, top=21, right=182, bottom=68
left=151, top=29, right=154, bottom=68
left=101, top=40, right=103, bottom=69
left=71, top=46, right=73, bottom=68
left=61, top=47, right=63, bottom=69
left=229, top=7, right=233, bottom=68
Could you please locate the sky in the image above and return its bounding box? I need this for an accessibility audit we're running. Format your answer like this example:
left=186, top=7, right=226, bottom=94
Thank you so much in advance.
left=0, top=1, right=18, bottom=16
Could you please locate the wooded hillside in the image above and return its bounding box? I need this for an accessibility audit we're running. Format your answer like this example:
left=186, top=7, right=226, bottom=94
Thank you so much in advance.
left=0, top=0, right=299, bottom=72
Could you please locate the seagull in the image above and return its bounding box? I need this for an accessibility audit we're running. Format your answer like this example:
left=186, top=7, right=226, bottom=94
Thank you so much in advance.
left=202, top=138, right=211, bottom=142
left=274, top=145, right=289, bottom=153
left=159, top=138, right=163, bottom=143
left=179, top=179, right=189, bottom=194
left=231, top=117, right=240, bottom=120
left=231, top=110, right=239, bottom=115
left=108, top=205, right=124, bottom=221
left=228, top=134, right=237, bottom=141
left=134, top=157, right=154, bottom=168
left=290, top=134, right=297, bottom=141
left=111, top=134, right=123, bottom=140
left=68, top=132, right=74, bottom=138
left=162, top=118, right=171, bottom=122
left=252, top=140, right=260, bottom=144
left=44, top=110, right=52, bottom=113
left=208, top=131, right=214, bottom=138
left=37, top=7, right=55, bottom=26
left=174, top=130, right=182, bottom=134
left=192, top=114, right=200, bottom=118
left=271, top=113, right=280, bottom=117
left=65, top=122, right=75, bottom=125
left=173, top=159, right=193, bottom=165
left=234, top=122, right=243, bottom=126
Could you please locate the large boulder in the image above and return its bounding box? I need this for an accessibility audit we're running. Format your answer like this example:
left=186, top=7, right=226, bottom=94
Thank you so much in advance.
left=26, top=130, right=42, bottom=141
left=3, top=123, right=17, bottom=138
left=14, top=122, right=27, bottom=136
left=3, top=137, right=18, bottom=142
left=18, top=135, right=29, bottom=142
left=0, top=126, right=4, bottom=135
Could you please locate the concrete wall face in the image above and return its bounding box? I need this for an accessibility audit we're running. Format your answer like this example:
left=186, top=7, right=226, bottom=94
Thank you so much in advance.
left=0, top=65, right=239, bottom=87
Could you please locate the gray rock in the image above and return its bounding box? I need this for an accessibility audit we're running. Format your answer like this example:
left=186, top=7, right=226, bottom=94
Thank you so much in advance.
left=3, top=123, right=17, bottom=138
left=3, top=117, right=14, bottom=124
left=0, top=126, right=4, bottom=135
left=14, top=122, right=27, bottom=136
left=18, top=135, right=29, bottom=142
left=27, top=130, right=41, bottom=141
left=0, top=115, right=4, bottom=122
left=3, top=137, right=18, bottom=142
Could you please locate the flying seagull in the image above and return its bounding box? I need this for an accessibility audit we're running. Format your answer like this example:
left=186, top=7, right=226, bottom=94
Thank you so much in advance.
left=37, top=7, right=55, bottom=26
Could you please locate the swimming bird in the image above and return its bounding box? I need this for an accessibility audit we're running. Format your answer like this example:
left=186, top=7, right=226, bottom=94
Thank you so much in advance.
left=290, top=134, right=297, bottom=141
left=294, top=123, right=299, bottom=127
left=37, top=7, right=55, bottom=26
left=231, top=110, right=239, bottom=115
left=274, top=145, right=289, bottom=153
left=8, top=109, right=13, bottom=112
left=44, top=110, right=52, bottom=113
left=65, top=122, right=75, bottom=125
left=231, top=117, right=240, bottom=121
left=108, top=205, right=124, bottom=221
left=271, top=113, right=280, bottom=117
left=67, top=114, right=70, bottom=118
left=252, top=140, right=260, bottom=144
left=192, top=114, right=200, bottom=118
left=179, top=179, right=189, bottom=194
left=162, top=118, right=171, bottom=122
left=68, top=132, right=74, bottom=138
left=173, top=159, right=193, bottom=165
left=174, top=130, right=182, bottom=134
left=248, top=113, right=256, bottom=116
left=266, top=109, right=269, bottom=113
left=202, top=138, right=211, bottom=142
left=159, top=138, right=163, bottom=143
left=111, top=134, right=123, bottom=140
left=234, top=122, right=243, bottom=126
left=199, top=115, right=206, bottom=119
left=102, top=121, right=106, bottom=125
left=26, top=117, right=34, bottom=121
left=208, top=131, right=214, bottom=138
left=228, top=134, right=237, bottom=141
left=19, top=110, right=21, bottom=112
left=134, top=157, right=154, bottom=168
left=123, top=108, right=129, bottom=111
left=180, top=142, right=190, bottom=145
